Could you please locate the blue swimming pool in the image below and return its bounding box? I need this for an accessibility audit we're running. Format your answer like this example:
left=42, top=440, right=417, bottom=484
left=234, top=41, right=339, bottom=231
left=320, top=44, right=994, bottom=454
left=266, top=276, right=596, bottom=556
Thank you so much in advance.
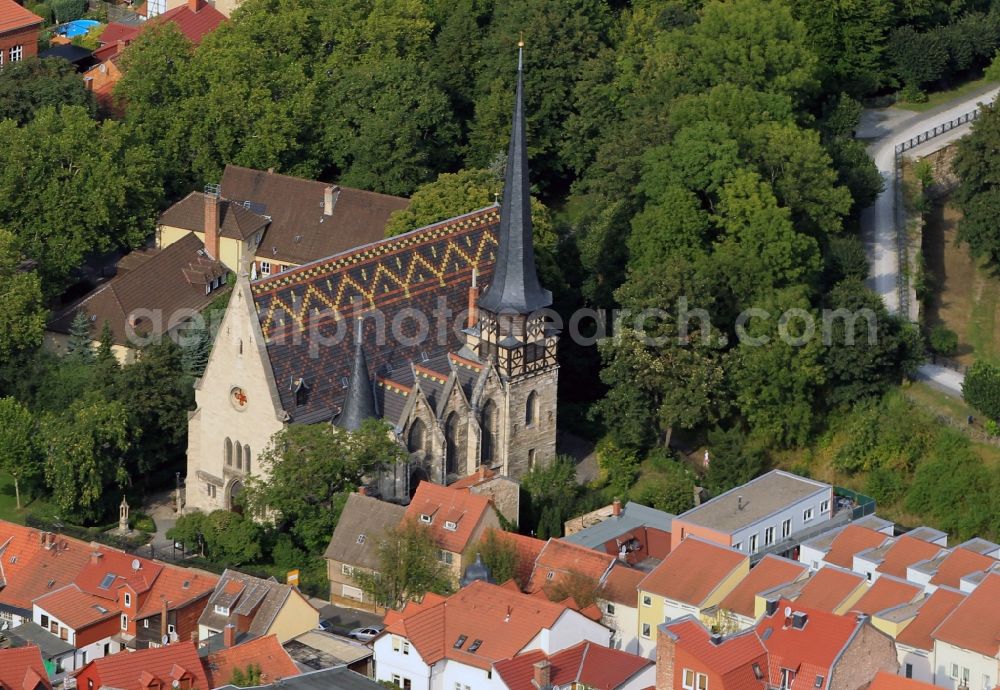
left=56, top=19, right=99, bottom=39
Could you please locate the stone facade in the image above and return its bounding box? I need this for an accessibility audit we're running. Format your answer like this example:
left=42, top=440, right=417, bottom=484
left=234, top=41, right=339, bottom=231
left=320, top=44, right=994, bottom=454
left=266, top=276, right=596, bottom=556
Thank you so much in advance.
left=831, top=621, right=900, bottom=690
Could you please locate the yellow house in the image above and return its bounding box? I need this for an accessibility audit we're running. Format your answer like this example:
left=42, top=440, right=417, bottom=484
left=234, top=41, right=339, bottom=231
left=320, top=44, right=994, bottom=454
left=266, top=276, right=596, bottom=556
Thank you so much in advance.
left=197, top=569, right=319, bottom=645
left=157, top=165, right=408, bottom=275
left=636, top=536, right=749, bottom=657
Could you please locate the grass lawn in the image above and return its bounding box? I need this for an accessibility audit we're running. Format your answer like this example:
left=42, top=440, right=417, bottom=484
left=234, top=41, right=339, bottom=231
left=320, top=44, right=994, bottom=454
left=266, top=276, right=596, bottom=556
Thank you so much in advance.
left=0, top=471, right=55, bottom=525
left=895, top=74, right=999, bottom=112
left=903, top=382, right=1000, bottom=467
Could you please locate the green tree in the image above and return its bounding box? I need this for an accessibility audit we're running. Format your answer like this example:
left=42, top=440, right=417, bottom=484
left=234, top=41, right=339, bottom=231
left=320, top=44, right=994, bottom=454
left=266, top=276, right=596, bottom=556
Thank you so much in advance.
left=954, top=102, right=1000, bottom=265
left=167, top=509, right=262, bottom=563
left=0, top=397, right=40, bottom=509
left=705, top=426, right=767, bottom=495
left=473, top=527, right=522, bottom=587
left=0, top=57, right=95, bottom=125
left=928, top=325, right=958, bottom=355
left=66, top=312, right=93, bottom=362
left=353, top=518, right=453, bottom=610
left=629, top=456, right=695, bottom=514
left=385, top=168, right=501, bottom=236
left=0, top=229, right=46, bottom=360
left=595, top=437, right=640, bottom=496
left=244, top=419, right=404, bottom=553
left=963, top=360, right=1000, bottom=419
left=229, top=665, right=262, bottom=687
left=520, top=455, right=579, bottom=536
left=42, top=398, right=131, bottom=522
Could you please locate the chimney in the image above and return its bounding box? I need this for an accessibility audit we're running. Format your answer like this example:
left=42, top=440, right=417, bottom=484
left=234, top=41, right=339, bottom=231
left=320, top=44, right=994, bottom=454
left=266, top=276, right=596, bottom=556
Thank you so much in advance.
left=737, top=495, right=745, bottom=510
left=90, top=551, right=102, bottom=565
left=467, top=269, right=478, bottom=328
left=324, top=186, right=339, bottom=216
left=160, top=599, right=169, bottom=640
left=791, top=611, right=808, bottom=629
left=223, top=623, right=236, bottom=648
left=656, top=628, right=678, bottom=690
left=765, top=599, right=779, bottom=617
left=612, top=498, right=622, bottom=517
left=204, top=185, right=220, bottom=260
left=693, top=485, right=703, bottom=507
left=188, top=0, right=205, bottom=11
left=357, top=486, right=367, bottom=496
left=533, top=660, right=551, bottom=689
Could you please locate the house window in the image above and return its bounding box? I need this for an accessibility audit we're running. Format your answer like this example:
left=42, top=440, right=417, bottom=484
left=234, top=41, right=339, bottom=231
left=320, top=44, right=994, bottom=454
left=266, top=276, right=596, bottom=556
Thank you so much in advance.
left=904, top=664, right=912, bottom=679
left=206, top=483, right=216, bottom=499
left=49, top=621, right=57, bottom=634
left=698, top=673, right=708, bottom=690
left=60, top=627, right=68, bottom=640
left=803, top=508, right=814, bottom=522
left=420, top=513, right=432, bottom=524
left=983, top=675, right=991, bottom=690
left=444, top=521, right=457, bottom=531
left=781, top=669, right=796, bottom=690
left=225, top=438, right=233, bottom=466
left=606, top=603, right=615, bottom=615
left=167, top=624, right=175, bottom=635
left=641, top=623, right=651, bottom=638
left=121, top=614, right=128, bottom=630
left=402, top=641, right=410, bottom=655
left=214, top=605, right=229, bottom=616
left=815, top=676, right=825, bottom=688
left=439, top=550, right=453, bottom=565
left=733, top=542, right=742, bottom=551
left=342, top=564, right=354, bottom=576
left=9, top=46, right=23, bottom=62
left=143, top=619, right=149, bottom=629
left=244, top=445, right=251, bottom=473
left=525, top=391, right=537, bottom=426
left=749, top=534, right=758, bottom=553
left=782, top=519, right=791, bottom=538
left=963, top=668, right=971, bottom=686
left=392, top=637, right=401, bottom=652
left=683, top=670, right=696, bottom=690
left=528, top=449, right=536, bottom=469
left=820, top=499, right=830, bottom=514
left=952, top=665, right=960, bottom=680
left=342, top=585, right=363, bottom=601
left=123, top=593, right=131, bottom=608
left=40, top=615, right=49, bottom=629
left=764, top=527, right=775, bottom=547
left=642, top=595, right=652, bottom=607
left=261, top=261, right=271, bottom=275
left=753, top=664, right=764, bottom=680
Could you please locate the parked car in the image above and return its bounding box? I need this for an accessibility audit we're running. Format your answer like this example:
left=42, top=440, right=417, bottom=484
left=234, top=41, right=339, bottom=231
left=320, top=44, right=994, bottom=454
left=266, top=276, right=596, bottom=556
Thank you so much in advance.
left=347, top=625, right=384, bottom=642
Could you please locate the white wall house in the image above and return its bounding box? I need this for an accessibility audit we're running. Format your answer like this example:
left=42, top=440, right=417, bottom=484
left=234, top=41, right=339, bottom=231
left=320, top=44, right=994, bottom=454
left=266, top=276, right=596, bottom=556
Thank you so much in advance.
left=373, top=634, right=434, bottom=690
left=932, top=641, right=996, bottom=690
left=599, top=596, right=639, bottom=654
left=32, top=600, right=122, bottom=673
left=895, top=642, right=934, bottom=685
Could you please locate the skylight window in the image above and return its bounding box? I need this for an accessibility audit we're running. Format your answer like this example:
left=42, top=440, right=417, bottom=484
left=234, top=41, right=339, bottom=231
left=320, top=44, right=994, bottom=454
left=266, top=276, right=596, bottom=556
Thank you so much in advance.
left=98, top=573, right=116, bottom=590
left=420, top=514, right=432, bottom=524
left=93, top=605, right=109, bottom=614
left=357, top=534, right=366, bottom=545
left=453, top=635, right=467, bottom=649
left=444, top=521, right=457, bottom=532
left=468, top=639, right=482, bottom=653
left=815, top=676, right=825, bottom=688
left=753, top=665, right=764, bottom=680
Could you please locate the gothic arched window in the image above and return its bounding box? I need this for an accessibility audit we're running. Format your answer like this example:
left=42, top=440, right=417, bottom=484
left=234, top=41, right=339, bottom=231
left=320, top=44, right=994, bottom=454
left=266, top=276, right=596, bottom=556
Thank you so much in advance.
left=446, top=413, right=461, bottom=476
left=225, top=438, right=233, bottom=466
left=408, top=419, right=428, bottom=456
left=481, top=400, right=497, bottom=464
left=243, top=445, right=251, bottom=473
left=525, top=391, right=538, bottom=427
left=235, top=441, right=243, bottom=470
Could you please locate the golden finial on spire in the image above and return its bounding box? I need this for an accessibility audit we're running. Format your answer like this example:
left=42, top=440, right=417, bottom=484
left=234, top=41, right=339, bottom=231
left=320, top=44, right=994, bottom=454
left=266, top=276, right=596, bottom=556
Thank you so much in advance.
left=518, top=31, right=524, bottom=48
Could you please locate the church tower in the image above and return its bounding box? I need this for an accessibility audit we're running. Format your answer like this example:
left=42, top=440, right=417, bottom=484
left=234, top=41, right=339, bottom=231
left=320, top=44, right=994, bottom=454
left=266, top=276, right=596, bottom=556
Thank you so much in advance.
left=335, top=317, right=378, bottom=431
left=469, top=43, right=559, bottom=477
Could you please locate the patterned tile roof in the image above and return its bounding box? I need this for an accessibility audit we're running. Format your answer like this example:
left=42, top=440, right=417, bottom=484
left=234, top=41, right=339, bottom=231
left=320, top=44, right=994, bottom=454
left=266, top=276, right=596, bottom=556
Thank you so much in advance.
left=793, top=566, right=866, bottom=613
left=251, top=206, right=499, bottom=423
left=0, top=0, right=42, bottom=33
left=525, top=540, right=616, bottom=596
left=874, top=536, right=946, bottom=578
left=664, top=616, right=768, bottom=690
left=79, top=641, right=209, bottom=690
left=821, top=525, right=890, bottom=569
left=0, top=524, right=93, bottom=615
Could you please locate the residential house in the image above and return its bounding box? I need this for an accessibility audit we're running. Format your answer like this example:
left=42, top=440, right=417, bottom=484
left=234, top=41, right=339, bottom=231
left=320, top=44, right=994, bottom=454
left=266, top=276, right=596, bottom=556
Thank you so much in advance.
left=404, top=481, right=501, bottom=585
left=930, top=572, right=1000, bottom=690
left=45, top=233, right=228, bottom=362
left=83, top=0, right=226, bottom=109
left=373, top=580, right=610, bottom=690
left=671, top=471, right=834, bottom=559
left=780, top=564, right=868, bottom=614
left=855, top=534, right=947, bottom=582
left=157, top=165, right=409, bottom=276
left=849, top=576, right=924, bottom=617
left=447, top=465, right=520, bottom=526
left=158, top=0, right=242, bottom=17
left=707, top=554, right=809, bottom=630
left=754, top=600, right=899, bottom=690
left=494, top=640, right=655, bottom=690
left=324, top=491, right=406, bottom=611
left=562, top=499, right=673, bottom=568
left=524, top=539, right=616, bottom=599
left=4, top=622, right=75, bottom=682
left=197, top=569, right=319, bottom=645
left=72, top=641, right=210, bottom=690
left=31, top=546, right=218, bottom=670
left=599, top=565, right=645, bottom=654
left=486, top=530, right=545, bottom=589
left=214, top=666, right=385, bottom=690
left=0, top=0, right=42, bottom=66
left=655, top=615, right=768, bottom=690
left=283, top=630, right=373, bottom=676
left=204, top=633, right=300, bottom=687
left=906, top=545, right=997, bottom=593
left=869, top=671, right=941, bottom=690
left=637, top=536, right=749, bottom=657
left=799, top=519, right=894, bottom=570
left=883, top=586, right=965, bottom=684
left=0, top=646, right=50, bottom=690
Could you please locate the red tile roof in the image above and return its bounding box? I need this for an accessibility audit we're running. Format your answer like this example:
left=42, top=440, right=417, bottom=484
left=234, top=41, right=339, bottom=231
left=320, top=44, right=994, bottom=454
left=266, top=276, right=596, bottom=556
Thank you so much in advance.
left=850, top=577, right=922, bottom=616
left=449, top=465, right=496, bottom=489
left=75, top=548, right=164, bottom=599
left=895, top=587, right=965, bottom=651
left=0, top=0, right=42, bottom=34
left=33, top=584, right=118, bottom=630
left=665, top=616, right=768, bottom=690
left=931, top=572, right=1000, bottom=656
left=95, top=1, right=224, bottom=63
left=756, top=601, right=861, bottom=690
left=0, top=646, right=50, bottom=690
left=405, top=482, right=494, bottom=554
left=639, top=537, right=747, bottom=605
left=928, top=548, right=996, bottom=588
left=600, top=565, right=645, bottom=606
left=718, top=555, right=808, bottom=618
left=874, top=536, right=945, bottom=579
left=494, top=641, right=652, bottom=690
left=526, top=540, right=615, bottom=595
left=0, top=524, right=93, bottom=613
left=138, top=561, right=217, bottom=618
left=793, top=567, right=866, bottom=612
left=382, top=580, right=587, bottom=671
left=204, top=635, right=300, bottom=687
left=77, top=642, right=209, bottom=690
left=486, top=529, right=545, bottom=588
left=823, top=525, right=889, bottom=569
left=869, top=671, right=939, bottom=690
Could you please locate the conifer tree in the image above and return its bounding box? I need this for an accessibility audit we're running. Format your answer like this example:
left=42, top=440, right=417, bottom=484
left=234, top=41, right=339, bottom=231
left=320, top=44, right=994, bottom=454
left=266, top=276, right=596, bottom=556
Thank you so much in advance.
left=66, top=311, right=93, bottom=362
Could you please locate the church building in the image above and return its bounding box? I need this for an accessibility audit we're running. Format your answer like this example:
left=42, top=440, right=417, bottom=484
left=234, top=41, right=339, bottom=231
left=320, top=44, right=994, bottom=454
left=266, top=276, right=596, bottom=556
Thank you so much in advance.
left=183, top=47, right=558, bottom=512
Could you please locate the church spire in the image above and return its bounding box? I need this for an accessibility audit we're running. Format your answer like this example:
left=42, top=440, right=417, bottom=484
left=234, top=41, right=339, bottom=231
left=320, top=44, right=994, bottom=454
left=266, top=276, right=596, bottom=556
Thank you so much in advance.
left=335, top=316, right=378, bottom=431
left=478, top=41, right=552, bottom=316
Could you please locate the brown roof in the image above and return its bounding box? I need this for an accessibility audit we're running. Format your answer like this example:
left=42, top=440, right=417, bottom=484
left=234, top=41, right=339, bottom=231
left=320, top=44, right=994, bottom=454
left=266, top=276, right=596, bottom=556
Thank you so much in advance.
left=0, top=0, right=42, bottom=34
left=221, top=165, right=409, bottom=265
left=931, top=572, right=1000, bottom=656
left=81, top=641, right=209, bottom=690
left=896, top=587, right=965, bottom=651
left=823, top=525, right=890, bottom=569
left=47, top=233, right=226, bottom=346
left=717, top=555, right=808, bottom=618
left=158, top=191, right=270, bottom=242
left=928, top=548, right=996, bottom=588
left=639, top=537, right=747, bottom=605
left=324, top=492, right=405, bottom=570
left=404, top=482, right=494, bottom=554
left=199, top=570, right=311, bottom=636
left=849, top=576, right=922, bottom=616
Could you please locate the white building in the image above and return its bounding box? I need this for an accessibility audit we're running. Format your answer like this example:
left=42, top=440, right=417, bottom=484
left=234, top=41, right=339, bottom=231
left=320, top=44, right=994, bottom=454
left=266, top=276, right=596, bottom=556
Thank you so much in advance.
left=931, top=573, right=1000, bottom=690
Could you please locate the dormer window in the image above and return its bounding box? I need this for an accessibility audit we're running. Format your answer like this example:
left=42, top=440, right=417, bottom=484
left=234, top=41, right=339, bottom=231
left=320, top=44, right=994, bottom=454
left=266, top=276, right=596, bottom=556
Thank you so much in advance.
left=444, top=521, right=457, bottom=531
left=214, top=605, right=230, bottom=616
left=123, top=592, right=131, bottom=608
left=420, top=514, right=432, bottom=524
left=753, top=664, right=764, bottom=680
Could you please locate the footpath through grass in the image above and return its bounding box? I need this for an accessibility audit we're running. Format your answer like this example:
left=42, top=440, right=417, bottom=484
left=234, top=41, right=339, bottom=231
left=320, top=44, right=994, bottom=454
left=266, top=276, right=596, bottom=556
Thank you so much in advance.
left=895, top=74, right=999, bottom=112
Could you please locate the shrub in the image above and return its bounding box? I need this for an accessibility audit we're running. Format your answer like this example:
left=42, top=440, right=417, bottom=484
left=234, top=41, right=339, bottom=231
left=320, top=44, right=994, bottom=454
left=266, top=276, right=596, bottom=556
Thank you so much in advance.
left=985, top=419, right=1000, bottom=436
left=595, top=436, right=640, bottom=495
left=928, top=325, right=958, bottom=356
left=28, top=3, right=53, bottom=24
left=987, top=49, right=1000, bottom=81
left=963, top=360, right=1000, bottom=419
left=50, top=0, right=84, bottom=23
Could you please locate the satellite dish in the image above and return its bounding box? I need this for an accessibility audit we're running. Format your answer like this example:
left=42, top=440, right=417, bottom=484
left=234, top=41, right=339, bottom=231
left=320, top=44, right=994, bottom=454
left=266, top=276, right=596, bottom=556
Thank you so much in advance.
left=163, top=634, right=170, bottom=646
left=784, top=606, right=793, bottom=618
left=131, top=559, right=141, bottom=571
left=172, top=680, right=180, bottom=688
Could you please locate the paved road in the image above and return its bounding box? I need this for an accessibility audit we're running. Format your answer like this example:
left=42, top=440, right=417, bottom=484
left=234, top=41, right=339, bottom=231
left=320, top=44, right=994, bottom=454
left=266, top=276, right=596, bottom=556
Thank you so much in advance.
left=858, top=86, right=1000, bottom=397
left=858, top=85, right=1000, bottom=316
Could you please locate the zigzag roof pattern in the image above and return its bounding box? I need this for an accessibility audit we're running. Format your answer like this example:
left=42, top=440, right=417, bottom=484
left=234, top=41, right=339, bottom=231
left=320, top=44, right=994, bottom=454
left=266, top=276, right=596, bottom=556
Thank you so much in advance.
left=250, top=206, right=499, bottom=423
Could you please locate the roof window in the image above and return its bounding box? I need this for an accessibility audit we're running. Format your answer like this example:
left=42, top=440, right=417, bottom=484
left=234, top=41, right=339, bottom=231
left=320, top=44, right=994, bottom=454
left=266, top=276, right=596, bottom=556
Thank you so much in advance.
left=420, top=514, right=432, bottom=524
left=99, top=573, right=116, bottom=590
left=444, top=521, right=458, bottom=532
left=453, top=635, right=467, bottom=649
left=753, top=665, right=764, bottom=680
left=815, top=676, right=825, bottom=688
left=468, top=639, right=482, bottom=653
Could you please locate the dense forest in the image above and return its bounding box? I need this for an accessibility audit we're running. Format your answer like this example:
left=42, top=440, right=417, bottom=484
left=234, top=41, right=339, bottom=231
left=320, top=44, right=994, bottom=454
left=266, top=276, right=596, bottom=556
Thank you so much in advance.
left=2, top=0, right=1000, bottom=547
